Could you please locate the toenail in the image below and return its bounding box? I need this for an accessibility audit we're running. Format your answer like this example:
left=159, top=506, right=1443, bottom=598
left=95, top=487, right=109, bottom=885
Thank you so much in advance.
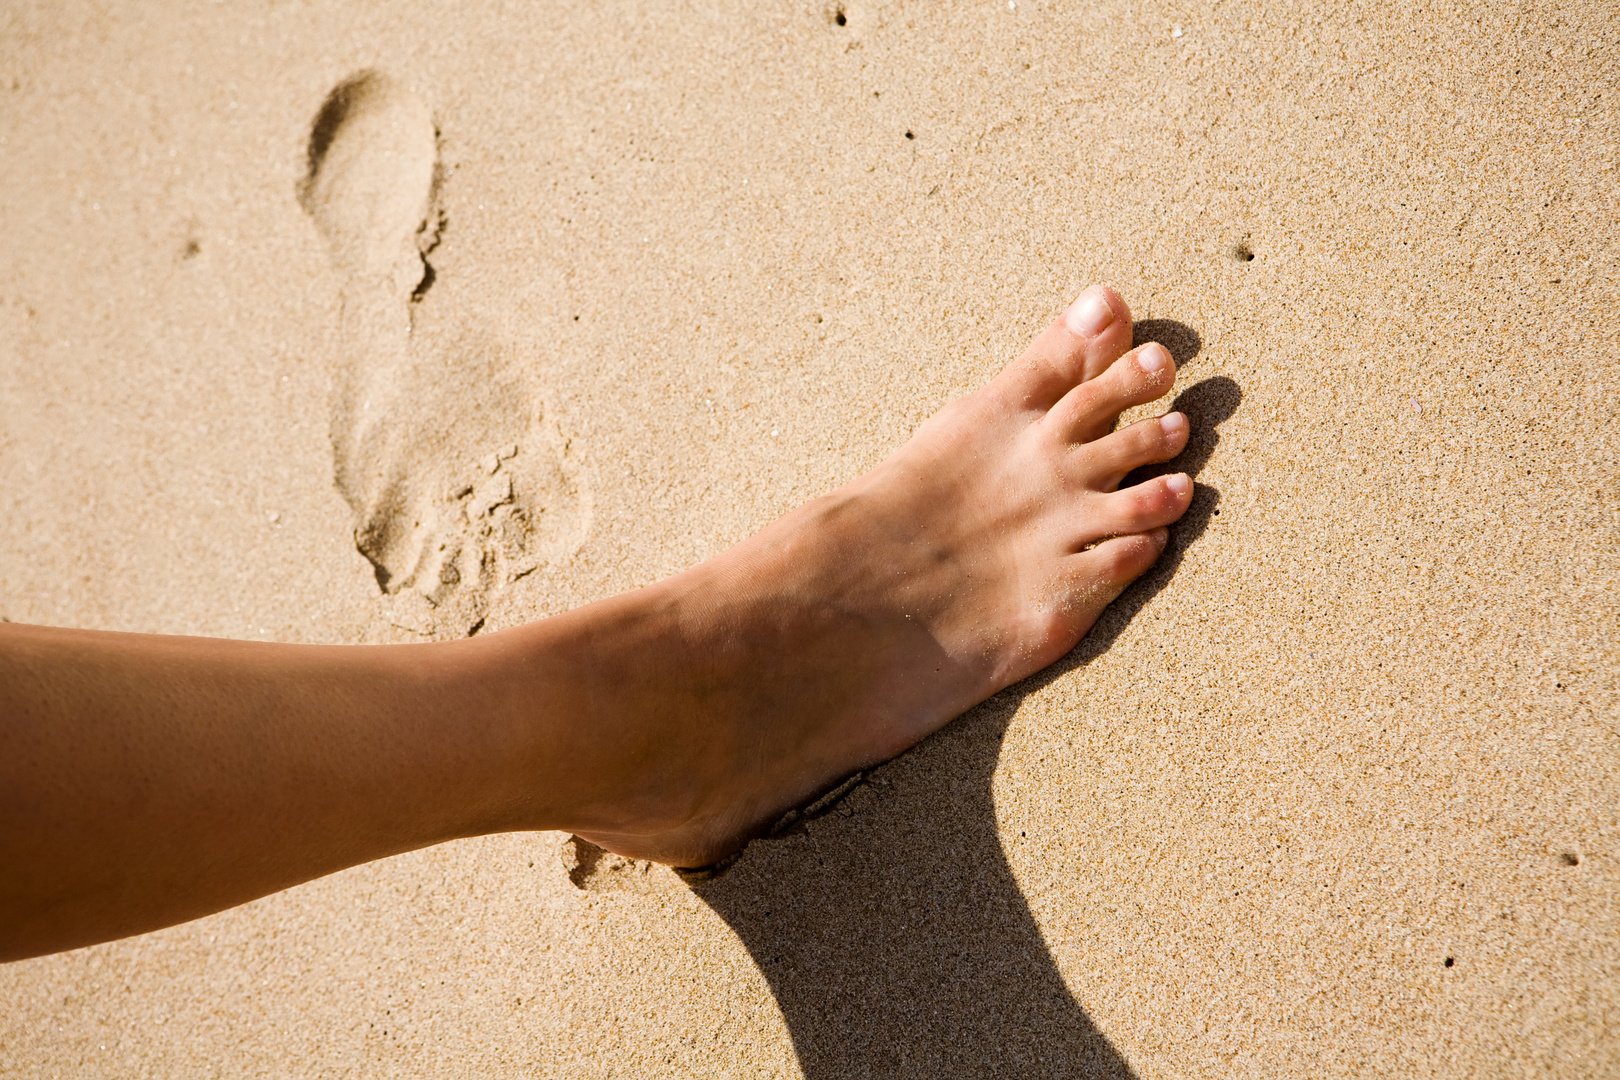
left=1160, top=412, right=1187, bottom=437
left=1166, top=473, right=1192, bottom=497
left=1064, top=287, right=1116, bottom=337
left=1138, top=344, right=1170, bottom=374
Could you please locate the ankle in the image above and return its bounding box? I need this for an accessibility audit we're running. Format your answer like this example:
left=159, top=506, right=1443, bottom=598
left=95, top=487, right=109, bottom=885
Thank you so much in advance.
left=467, top=579, right=733, bottom=841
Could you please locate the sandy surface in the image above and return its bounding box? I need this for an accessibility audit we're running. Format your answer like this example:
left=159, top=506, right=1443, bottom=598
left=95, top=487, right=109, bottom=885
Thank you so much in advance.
left=1, top=1, right=1616, bottom=1076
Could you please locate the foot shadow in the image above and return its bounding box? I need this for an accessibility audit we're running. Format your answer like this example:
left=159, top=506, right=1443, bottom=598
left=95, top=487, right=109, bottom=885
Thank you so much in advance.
left=1077, top=373, right=1241, bottom=660
left=690, top=333, right=1239, bottom=1078
left=1131, top=318, right=1203, bottom=366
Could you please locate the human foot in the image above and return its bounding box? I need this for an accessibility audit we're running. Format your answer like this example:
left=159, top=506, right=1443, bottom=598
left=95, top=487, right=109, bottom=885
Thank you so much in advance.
left=0, top=286, right=1190, bottom=957
left=553, top=286, right=1192, bottom=867
left=300, top=71, right=588, bottom=636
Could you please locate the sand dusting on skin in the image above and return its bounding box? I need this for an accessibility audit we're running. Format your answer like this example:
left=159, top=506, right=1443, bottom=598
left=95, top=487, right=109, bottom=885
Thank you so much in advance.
left=1, top=1, right=1616, bottom=1076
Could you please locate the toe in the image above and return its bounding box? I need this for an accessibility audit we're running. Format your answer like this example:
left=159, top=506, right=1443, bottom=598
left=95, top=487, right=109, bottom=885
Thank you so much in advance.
left=1086, top=527, right=1169, bottom=585
left=988, top=285, right=1135, bottom=412
left=1080, top=473, right=1193, bottom=544
left=1044, top=341, right=1176, bottom=445
left=1050, top=528, right=1169, bottom=634
left=1078, top=411, right=1189, bottom=491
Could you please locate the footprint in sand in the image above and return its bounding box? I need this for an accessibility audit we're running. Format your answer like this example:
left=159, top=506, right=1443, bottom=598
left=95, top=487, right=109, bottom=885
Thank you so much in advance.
left=298, top=71, right=589, bottom=636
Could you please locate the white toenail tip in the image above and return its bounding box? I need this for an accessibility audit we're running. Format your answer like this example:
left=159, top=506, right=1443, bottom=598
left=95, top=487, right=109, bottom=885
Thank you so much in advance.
left=1139, top=347, right=1169, bottom=373
left=1065, top=289, right=1115, bottom=336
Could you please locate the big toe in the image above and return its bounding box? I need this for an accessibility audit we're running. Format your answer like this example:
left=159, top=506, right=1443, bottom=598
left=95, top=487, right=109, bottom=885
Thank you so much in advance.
left=990, top=285, right=1135, bottom=412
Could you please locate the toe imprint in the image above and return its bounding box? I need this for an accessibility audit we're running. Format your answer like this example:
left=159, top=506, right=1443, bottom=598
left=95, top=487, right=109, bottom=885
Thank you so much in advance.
left=301, top=72, right=591, bottom=637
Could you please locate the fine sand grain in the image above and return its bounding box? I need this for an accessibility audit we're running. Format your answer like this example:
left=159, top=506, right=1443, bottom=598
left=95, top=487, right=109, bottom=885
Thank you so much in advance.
left=1, top=1, right=1615, bottom=1077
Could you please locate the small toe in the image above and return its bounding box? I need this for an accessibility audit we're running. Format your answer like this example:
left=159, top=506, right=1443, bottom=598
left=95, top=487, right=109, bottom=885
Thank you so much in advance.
left=1081, top=473, right=1193, bottom=543
left=1058, top=528, right=1169, bottom=622
left=1044, top=342, right=1177, bottom=445
left=989, top=285, right=1135, bottom=412
left=1079, top=411, right=1189, bottom=490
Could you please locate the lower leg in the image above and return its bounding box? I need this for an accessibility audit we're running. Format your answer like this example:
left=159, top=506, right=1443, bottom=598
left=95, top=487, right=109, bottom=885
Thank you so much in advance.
left=0, top=285, right=1190, bottom=958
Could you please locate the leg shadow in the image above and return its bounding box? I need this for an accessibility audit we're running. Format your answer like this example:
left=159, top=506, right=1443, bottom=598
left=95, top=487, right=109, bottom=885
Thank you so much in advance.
left=690, top=335, right=1240, bottom=1078
left=693, top=693, right=1132, bottom=1078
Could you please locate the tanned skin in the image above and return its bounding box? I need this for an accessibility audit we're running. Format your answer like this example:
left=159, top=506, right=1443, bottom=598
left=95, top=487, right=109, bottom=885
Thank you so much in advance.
left=0, top=285, right=1192, bottom=962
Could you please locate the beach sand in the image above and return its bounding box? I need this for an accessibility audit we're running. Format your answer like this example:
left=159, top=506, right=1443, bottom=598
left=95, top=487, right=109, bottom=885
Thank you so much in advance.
left=1, top=1, right=1616, bottom=1076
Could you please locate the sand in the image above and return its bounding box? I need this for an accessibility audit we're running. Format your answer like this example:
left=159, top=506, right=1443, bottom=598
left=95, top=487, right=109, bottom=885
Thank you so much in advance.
left=1, top=0, right=1616, bottom=1076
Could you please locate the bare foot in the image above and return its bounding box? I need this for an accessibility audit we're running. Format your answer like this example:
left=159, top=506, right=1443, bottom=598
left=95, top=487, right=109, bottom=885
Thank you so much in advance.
left=539, top=286, right=1191, bottom=867
left=0, top=285, right=1189, bottom=958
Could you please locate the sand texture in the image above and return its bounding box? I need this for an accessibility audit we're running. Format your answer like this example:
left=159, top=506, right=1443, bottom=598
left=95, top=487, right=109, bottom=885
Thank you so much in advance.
left=1, top=1, right=1616, bottom=1076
